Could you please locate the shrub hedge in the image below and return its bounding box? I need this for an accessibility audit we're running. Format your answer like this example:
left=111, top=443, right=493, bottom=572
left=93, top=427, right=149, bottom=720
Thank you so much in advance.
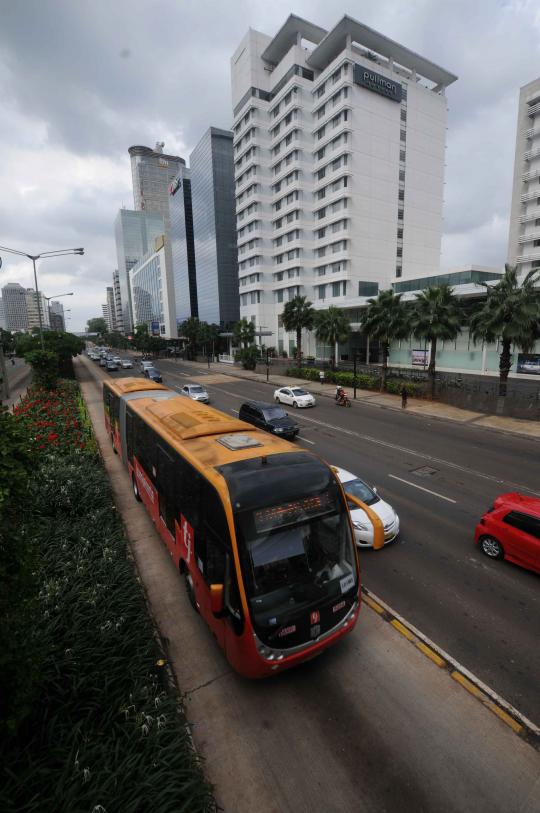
left=0, top=384, right=216, bottom=812
left=285, top=367, right=423, bottom=396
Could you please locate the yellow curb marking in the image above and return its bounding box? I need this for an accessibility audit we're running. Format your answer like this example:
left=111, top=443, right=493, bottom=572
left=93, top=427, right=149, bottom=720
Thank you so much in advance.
left=391, top=619, right=415, bottom=641
left=451, top=671, right=484, bottom=699
left=363, top=595, right=385, bottom=615
left=416, top=641, right=446, bottom=668
left=485, top=701, right=524, bottom=735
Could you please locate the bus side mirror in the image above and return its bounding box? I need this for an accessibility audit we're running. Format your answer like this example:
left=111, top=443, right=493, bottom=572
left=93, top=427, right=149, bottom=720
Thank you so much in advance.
left=210, top=584, right=224, bottom=615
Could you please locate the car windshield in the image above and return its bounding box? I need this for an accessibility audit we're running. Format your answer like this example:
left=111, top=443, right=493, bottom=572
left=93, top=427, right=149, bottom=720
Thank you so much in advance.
left=190, top=385, right=205, bottom=393
left=263, top=407, right=287, bottom=420
left=291, top=388, right=308, bottom=396
left=235, top=484, right=356, bottom=624
left=342, top=477, right=379, bottom=507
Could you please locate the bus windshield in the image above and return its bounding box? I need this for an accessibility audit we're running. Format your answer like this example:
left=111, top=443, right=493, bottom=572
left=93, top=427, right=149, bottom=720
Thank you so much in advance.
left=220, top=453, right=358, bottom=647
left=235, top=485, right=356, bottom=640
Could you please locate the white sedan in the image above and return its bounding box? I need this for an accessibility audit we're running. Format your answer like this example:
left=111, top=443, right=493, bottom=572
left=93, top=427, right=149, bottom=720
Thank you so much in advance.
left=121, top=359, right=133, bottom=369
left=274, top=386, right=316, bottom=408
left=334, top=466, right=400, bottom=548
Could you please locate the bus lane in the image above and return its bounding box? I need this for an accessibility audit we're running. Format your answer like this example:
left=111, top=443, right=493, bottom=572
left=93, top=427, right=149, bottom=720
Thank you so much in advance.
left=78, top=358, right=540, bottom=812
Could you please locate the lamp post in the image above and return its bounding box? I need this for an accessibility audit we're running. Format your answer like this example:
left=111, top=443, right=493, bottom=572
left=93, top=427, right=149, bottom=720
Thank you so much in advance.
left=44, top=293, right=73, bottom=332
left=0, top=245, right=83, bottom=349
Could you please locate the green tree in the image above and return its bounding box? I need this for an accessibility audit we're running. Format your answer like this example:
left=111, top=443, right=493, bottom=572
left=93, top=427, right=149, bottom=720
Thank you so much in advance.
left=470, top=265, right=540, bottom=396
left=179, top=317, right=201, bottom=360
left=87, top=317, right=107, bottom=335
left=24, top=350, right=59, bottom=390
left=198, top=322, right=221, bottom=358
left=361, top=289, right=410, bottom=392
left=233, top=318, right=256, bottom=349
left=410, top=283, right=462, bottom=398
left=132, top=323, right=152, bottom=353
left=314, top=306, right=350, bottom=368
left=281, top=295, right=315, bottom=365
left=16, top=331, right=83, bottom=380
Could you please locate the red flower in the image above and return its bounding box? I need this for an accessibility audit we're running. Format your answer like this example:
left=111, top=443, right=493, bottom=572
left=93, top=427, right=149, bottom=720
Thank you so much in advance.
left=47, top=432, right=58, bottom=442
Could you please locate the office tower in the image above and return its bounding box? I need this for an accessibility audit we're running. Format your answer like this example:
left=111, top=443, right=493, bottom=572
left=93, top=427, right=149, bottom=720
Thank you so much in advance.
left=1, top=282, right=28, bottom=331
left=114, top=208, right=165, bottom=333
left=49, top=300, right=66, bottom=331
left=190, top=127, right=239, bottom=327
left=105, top=286, right=116, bottom=331
left=129, top=143, right=185, bottom=233
left=0, top=297, right=6, bottom=330
left=131, top=235, right=176, bottom=338
left=112, top=270, right=124, bottom=333
left=169, top=166, right=198, bottom=324
left=507, top=77, right=540, bottom=276
left=230, top=15, right=456, bottom=353
left=26, top=289, right=51, bottom=330
left=102, top=302, right=114, bottom=332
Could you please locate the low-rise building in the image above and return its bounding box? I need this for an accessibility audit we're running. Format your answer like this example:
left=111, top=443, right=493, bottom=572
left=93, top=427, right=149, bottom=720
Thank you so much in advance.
left=131, top=235, right=176, bottom=339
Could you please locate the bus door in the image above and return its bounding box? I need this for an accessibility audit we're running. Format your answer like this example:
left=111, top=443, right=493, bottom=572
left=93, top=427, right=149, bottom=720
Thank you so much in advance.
left=192, top=481, right=229, bottom=649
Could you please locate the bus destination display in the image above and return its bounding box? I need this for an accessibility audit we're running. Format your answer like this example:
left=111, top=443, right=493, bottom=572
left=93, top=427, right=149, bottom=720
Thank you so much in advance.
left=254, top=492, right=334, bottom=533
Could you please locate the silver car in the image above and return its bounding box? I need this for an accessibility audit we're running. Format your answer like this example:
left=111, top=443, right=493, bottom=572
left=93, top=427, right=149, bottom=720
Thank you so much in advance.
left=181, top=384, right=209, bottom=403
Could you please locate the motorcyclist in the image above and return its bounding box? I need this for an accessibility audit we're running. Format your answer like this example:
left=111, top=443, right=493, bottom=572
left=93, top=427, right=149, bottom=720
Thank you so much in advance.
left=336, top=386, right=347, bottom=405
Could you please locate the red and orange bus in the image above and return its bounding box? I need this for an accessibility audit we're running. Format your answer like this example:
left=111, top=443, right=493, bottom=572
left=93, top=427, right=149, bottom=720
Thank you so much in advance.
left=103, top=378, right=372, bottom=678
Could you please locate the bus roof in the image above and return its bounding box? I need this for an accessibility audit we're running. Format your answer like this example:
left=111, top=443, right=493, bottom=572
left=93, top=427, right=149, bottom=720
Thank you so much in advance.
left=104, top=377, right=168, bottom=396
left=125, top=388, right=307, bottom=469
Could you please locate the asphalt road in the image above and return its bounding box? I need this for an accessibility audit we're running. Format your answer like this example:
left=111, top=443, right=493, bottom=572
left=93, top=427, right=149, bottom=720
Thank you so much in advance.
left=103, top=353, right=540, bottom=725
left=82, top=354, right=540, bottom=813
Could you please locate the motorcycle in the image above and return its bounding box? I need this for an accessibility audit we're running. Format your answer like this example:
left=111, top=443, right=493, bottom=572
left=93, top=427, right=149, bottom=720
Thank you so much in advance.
left=335, top=393, right=351, bottom=408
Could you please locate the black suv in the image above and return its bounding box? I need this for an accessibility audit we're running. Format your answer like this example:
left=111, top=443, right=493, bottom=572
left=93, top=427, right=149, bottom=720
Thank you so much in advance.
left=239, top=400, right=299, bottom=440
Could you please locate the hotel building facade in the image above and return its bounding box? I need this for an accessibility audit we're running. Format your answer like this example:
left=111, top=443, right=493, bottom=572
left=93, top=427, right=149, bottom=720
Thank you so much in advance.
left=507, top=77, right=540, bottom=277
left=230, top=15, right=456, bottom=356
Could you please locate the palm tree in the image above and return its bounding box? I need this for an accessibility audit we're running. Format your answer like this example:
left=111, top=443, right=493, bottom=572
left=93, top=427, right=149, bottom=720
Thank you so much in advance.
left=314, top=306, right=350, bottom=369
left=469, top=265, right=540, bottom=396
left=409, top=283, right=462, bottom=398
left=361, top=289, right=410, bottom=392
left=281, top=295, right=315, bottom=365
left=233, top=318, right=255, bottom=349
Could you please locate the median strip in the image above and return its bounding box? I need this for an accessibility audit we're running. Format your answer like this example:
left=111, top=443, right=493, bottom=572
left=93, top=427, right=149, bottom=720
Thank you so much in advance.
left=361, top=586, right=538, bottom=748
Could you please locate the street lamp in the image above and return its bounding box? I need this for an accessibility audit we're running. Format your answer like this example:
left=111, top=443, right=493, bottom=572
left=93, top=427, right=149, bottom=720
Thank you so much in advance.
left=0, top=245, right=83, bottom=349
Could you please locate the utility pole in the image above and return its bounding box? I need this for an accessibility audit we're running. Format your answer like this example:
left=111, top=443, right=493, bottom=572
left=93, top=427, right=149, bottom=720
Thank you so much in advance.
left=266, top=347, right=270, bottom=383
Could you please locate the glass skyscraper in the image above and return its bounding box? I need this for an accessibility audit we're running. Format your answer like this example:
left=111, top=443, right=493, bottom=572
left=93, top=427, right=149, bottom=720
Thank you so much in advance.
left=114, top=209, right=164, bottom=333
left=129, top=143, right=185, bottom=233
left=169, top=166, right=198, bottom=325
left=190, top=127, right=239, bottom=328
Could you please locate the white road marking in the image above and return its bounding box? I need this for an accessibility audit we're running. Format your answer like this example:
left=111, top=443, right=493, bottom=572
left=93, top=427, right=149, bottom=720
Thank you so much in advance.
left=209, top=385, right=539, bottom=496
left=388, top=474, right=457, bottom=504
left=298, top=437, right=316, bottom=445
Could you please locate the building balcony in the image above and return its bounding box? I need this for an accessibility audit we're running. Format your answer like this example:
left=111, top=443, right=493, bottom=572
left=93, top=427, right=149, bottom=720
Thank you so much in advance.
left=520, top=189, right=540, bottom=203
left=519, top=207, right=540, bottom=223
left=522, top=168, right=540, bottom=182
left=527, top=101, right=540, bottom=116
left=515, top=249, right=540, bottom=263
left=525, top=127, right=540, bottom=140
left=518, top=231, right=540, bottom=244
left=524, top=146, right=540, bottom=161
left=269, top=120, right=302, bottom=151
left=311, top=126, right=352, bottom=155
left=311, top=102, right=352, bottom=136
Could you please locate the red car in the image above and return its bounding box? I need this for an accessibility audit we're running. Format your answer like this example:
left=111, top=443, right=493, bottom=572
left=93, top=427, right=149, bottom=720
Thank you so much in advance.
left=475, top=492, right=540, bottom=575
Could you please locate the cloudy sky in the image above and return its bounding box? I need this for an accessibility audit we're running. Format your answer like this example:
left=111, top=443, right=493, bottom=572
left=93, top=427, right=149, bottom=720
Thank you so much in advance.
left=1, top=0, right=539, bottom=331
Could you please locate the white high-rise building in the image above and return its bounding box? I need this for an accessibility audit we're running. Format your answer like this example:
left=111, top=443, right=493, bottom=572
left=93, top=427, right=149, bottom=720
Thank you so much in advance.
left=230, top=15, right=456, bottom=355
left=26, top=289, right=50, bottom=330
left=112, top=270, right=124, bottom=333
left=507, top=77, right=540, bottom=277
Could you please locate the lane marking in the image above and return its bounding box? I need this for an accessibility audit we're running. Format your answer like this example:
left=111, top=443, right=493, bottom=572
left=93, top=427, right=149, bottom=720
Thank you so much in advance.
left=362, top=587, right=540, bottom=741
left=391, top=619, right=415, bottom=641
left=209, top=384, right=539, bottom=496
left=388, top=474, right=457, bottom=504
left=416, top=641, right=446, bottom=668
left=282, top=413, right=540, bottom=496
left=298, top=437, right=316, bottom=445
left=362, top=594, right=385, bottom=615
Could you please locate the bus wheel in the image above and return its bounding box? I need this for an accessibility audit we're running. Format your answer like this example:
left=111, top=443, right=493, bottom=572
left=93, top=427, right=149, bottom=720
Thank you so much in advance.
left=185, top=573, right=199, bottom=613
left=132, top=475, right=142, bottom=502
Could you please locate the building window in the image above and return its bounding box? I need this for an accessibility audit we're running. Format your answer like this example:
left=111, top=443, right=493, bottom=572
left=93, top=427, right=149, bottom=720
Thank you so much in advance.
left=397, top=228, right=403, bottom=239
left=534, top=239, right=540, bottom=247
left=400, top=150, right=406, bottom=162
left=532, top=260, right=540, bottom=268
left=396, top=266, right=403, bottom=277
left=317, top=285, right=326, bottom=300
left=358, top=281, right=379, bottom=296
left=317, top=147, right=325, bottom=160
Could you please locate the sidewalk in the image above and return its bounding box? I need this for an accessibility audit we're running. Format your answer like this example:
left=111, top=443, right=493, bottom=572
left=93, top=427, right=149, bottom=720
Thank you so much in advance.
left=165, top=358, right=540, bottom=441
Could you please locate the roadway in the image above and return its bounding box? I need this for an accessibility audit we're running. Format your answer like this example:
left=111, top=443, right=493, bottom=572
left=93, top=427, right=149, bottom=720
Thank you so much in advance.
left=105, top=353, right=540, bottom=725
left=80, top=354, right=540, bottom=813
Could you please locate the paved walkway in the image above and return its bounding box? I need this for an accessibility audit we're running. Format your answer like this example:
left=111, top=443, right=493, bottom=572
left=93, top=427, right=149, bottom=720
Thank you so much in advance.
left=162, top=357, right=540, bottom=440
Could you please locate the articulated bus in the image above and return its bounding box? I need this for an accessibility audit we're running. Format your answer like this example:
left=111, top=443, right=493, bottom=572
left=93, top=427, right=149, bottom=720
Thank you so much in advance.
left=103, top=378, right=381, bottom=678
